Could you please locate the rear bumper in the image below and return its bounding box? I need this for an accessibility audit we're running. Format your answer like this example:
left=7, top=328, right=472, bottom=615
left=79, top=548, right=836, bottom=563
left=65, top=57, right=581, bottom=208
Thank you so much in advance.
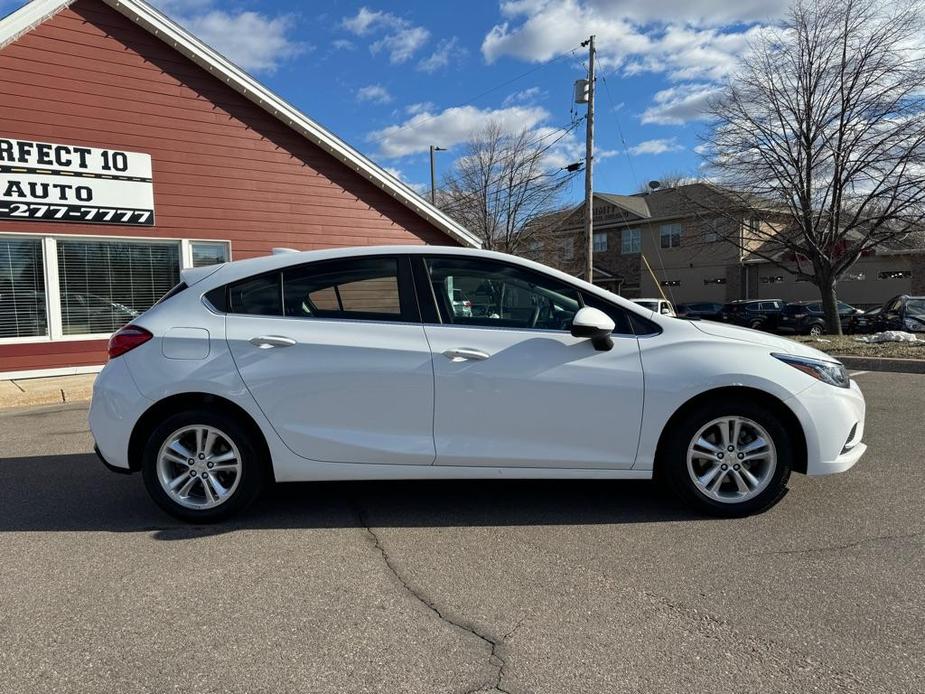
left=88, top=357, right=152, bottom=471
left=95, top=444, right=134, bottom=475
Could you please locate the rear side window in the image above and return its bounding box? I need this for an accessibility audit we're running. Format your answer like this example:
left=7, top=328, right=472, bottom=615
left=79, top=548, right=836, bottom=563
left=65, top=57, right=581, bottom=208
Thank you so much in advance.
left=229, top=273, right=282, bottom=316
left=283, top=256, right=409, bottom=321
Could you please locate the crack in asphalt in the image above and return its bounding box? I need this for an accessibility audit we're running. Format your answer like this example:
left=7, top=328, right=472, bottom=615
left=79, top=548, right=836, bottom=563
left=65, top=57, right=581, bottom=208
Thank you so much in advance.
left=754, top=532, right=922, bottom=556
left=354, top=504, right=512, bottom=694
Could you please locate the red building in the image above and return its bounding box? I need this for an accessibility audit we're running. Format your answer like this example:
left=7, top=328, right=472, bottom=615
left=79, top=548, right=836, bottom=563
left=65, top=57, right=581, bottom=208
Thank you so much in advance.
left=0, top=0, right=477, bottom=378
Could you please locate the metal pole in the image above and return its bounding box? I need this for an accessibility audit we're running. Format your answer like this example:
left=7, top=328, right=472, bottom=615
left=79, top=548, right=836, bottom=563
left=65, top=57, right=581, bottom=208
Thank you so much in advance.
left=584, top=35, right=595, bottom=283
left=430, top=145, right=437, bottom=205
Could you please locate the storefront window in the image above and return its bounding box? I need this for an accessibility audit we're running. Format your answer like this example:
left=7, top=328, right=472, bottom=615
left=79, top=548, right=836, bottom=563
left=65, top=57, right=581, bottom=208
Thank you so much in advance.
left=192, top=242, right=229, bottom=267
left=0, top=237, right=46, bottom=338
left=57, top=239, right=180, bottom=335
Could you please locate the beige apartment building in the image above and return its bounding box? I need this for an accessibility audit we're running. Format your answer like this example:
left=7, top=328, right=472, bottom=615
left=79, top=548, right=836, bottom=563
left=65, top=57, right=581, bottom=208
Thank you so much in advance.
left=528, top=184, right=924, bottom=309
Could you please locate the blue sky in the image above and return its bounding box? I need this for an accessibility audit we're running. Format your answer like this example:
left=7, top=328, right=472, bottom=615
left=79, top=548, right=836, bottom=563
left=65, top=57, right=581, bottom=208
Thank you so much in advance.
left=4, top=0, right=792, bottom=202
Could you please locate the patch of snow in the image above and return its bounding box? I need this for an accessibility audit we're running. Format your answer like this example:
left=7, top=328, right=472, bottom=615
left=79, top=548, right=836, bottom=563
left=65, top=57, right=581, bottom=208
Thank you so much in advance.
left=854, top=331, right=924, bottom=344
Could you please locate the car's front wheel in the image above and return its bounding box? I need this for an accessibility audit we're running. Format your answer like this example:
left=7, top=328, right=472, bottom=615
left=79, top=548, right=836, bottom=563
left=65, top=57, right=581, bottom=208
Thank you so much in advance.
left=141, top=409, right=265, bottom=522
left=661, top=402, right=792, bottom=516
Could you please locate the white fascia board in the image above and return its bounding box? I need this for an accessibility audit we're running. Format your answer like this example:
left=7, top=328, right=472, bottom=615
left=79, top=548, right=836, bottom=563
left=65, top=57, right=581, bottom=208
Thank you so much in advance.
left=0, top=0, right=73, bottom=50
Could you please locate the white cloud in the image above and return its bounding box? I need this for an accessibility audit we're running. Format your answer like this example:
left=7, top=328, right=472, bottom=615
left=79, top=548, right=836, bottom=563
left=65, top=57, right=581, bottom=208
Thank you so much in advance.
left=383, top=166, right=428, bottom=194
left=356, top=84, right=393, bottom=104
left=640, top=83, right=720, bottom=125
left=151, top=1, right=304, bottom=73
left=405, top=102, right=436, bottom=115
left=368, top=104, right=550, bottom=157
left=481, top=0, right=785, bottom=82
left=332, top=39, right=355, bottom=51
left=629, top=138, right=684, bottom=155
left=502, top=86, right=547, bottom=106
left=342, top=6, right=430, bottom=64
left=417, top=37, right=467, bottom=73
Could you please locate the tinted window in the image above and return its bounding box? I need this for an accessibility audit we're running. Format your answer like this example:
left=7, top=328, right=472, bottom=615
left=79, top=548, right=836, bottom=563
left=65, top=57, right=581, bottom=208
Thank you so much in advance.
left=229, top=273, right=282, bottom=316
left=283, top=256, right=407, bottom=321
left=425, top=256, right=580, bottom=331
left=907, top=299, right=925, bottom=316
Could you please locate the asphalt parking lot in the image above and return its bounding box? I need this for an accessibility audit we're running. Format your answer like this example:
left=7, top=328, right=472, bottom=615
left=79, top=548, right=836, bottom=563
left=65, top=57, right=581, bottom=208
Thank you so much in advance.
left=0, top=371, right=922, bottom=694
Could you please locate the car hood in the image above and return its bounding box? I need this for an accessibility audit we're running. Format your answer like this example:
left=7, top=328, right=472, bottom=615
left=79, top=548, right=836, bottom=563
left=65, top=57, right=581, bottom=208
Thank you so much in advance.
left=689, top=320, right=836, bottom=361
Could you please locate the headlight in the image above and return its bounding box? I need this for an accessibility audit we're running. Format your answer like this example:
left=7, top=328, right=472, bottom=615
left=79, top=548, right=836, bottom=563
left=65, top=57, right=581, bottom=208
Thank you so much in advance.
left=772, top=353, right=850, bottom=388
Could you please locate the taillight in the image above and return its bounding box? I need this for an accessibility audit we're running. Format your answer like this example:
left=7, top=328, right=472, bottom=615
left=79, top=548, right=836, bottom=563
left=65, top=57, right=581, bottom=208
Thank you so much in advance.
left=108, top=325, right=153, bottom=358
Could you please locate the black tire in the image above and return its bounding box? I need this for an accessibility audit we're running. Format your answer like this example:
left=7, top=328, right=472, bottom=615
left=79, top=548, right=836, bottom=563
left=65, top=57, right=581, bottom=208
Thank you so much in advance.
left=660, top=400, right=792, bottom=517
left=749, top=319, right=764, bottom=330
left=141, top=408, right=266, bottom=523
left=807, top=324, right=824, bottom=336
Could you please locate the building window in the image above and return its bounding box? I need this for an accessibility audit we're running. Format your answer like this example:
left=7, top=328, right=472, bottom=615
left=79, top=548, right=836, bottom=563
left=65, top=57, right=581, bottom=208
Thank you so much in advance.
left=0, top=237, right=46, bottom=339
left=703, top=277, right=727, bottom=285
left=593, top=232, right=608, bottom=252
left=661, top=280, right=681, bottom=287
left=878, top=270, right=911, bottom=280
left=621, top=228, right=640, bottom=254
left=660, top=223, right=682, bottom=249
left=562, top=238, right=574, bottom=260
left=57, top=239, right=181, bottom=335
left=192, top=242, right=229, bottom=267
left=760, top=275, right=784, bottom=284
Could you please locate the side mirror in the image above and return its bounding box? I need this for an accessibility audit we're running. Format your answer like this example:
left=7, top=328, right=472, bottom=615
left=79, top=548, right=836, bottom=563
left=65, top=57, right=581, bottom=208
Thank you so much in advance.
left=571, top=306, right=615, bottom=351
left=660, top=307, right=671, bottom=315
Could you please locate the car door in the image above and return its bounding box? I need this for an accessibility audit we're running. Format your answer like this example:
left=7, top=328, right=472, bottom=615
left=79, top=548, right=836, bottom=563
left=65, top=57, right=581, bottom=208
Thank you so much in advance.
left=225, top=254, right=436, bottom=465
left=417, top=255, right=645, bottom=469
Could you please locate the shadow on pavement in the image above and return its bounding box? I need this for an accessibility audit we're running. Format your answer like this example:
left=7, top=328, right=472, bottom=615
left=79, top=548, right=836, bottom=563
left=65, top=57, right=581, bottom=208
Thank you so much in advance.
left=0, top=453, right=706, bottom=537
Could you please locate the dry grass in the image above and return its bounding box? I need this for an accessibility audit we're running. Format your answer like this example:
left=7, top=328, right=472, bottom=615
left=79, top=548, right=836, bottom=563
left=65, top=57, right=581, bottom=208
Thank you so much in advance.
left=792, top=334, right=925, bottom=359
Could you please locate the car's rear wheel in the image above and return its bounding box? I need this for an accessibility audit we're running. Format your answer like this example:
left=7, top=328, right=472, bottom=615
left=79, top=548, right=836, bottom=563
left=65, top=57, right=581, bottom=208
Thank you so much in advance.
left=141, top=409, right=265, bottom=522
left=661, top=401, right=792, bottom=516
left=808, top=324, right=824, bottom=336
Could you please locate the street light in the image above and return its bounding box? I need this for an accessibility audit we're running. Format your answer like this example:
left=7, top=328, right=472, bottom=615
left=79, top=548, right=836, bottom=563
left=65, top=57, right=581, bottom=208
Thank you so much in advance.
left=429, top=145, right=446, bottom=205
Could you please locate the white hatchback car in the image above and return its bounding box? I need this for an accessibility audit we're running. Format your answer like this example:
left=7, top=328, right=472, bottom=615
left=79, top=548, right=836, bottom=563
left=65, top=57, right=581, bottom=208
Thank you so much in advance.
left=90, top=246, right=867, bottom=522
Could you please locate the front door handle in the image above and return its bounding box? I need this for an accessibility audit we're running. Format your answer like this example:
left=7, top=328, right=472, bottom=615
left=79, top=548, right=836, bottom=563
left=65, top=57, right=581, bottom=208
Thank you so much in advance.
left=443, top=347, right=490, bottom=362
left=250, top=335, right=297, bottom=349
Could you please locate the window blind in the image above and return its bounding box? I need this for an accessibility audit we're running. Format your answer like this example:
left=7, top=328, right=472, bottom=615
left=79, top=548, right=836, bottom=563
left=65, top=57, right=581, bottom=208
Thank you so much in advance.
left=57, top=239, right=180, bottom=335
left=0, top=237, right=47, bottom=339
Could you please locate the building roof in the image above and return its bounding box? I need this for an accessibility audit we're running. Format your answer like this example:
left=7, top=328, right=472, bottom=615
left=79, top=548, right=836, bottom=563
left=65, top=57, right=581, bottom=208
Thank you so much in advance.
left=0, top=0, right=482, bottom=248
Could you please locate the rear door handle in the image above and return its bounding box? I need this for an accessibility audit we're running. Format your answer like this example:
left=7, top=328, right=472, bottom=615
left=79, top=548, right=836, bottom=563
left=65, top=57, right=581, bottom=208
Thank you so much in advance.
left=250, top=335, right=297, bottom=349
left=443, top=347, right=490, bottom=362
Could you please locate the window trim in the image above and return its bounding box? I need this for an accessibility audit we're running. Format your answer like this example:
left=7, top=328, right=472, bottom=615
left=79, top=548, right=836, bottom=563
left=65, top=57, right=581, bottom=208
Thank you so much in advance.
left=0, top=231, right=231, bottom=345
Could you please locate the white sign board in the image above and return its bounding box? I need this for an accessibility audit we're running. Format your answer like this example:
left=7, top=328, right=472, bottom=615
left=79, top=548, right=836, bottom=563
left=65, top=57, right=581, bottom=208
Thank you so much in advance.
left=0, top=137, right=154, bottom=226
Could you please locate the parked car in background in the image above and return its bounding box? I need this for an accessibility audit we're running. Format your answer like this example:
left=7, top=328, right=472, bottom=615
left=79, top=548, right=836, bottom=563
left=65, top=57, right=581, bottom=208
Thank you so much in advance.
left=722, top=299, right=785, bottom=331
left=676, top=302, right=725, bottom=321
left=873, top=295, right=925, bottom=333
left=449, top=288, right=472, bottom=318
left=778, top=301, right=863, bottom=336
left=632, top=298, right=676, bottom=316
left=89, top=246, right=866, bottom=522
left=846, top=305, right=883, bottom=334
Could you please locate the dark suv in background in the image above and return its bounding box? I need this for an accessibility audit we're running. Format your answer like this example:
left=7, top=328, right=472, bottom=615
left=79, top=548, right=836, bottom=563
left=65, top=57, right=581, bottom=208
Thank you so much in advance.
left=778, top=300, right=864, bottom=336
left=721, top=299, right=785, bottom=331
left=873, top=295, right=925, bottom=333
left=676, top=302, right=725, bottom=321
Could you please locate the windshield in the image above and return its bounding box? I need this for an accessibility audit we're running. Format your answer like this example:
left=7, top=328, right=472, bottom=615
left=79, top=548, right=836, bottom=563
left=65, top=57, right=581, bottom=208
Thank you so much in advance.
left=634, top=300, right=658, bottom=312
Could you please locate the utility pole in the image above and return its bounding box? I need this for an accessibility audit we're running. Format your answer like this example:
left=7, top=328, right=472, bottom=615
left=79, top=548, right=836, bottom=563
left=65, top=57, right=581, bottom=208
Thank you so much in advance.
left=429, top=145, right=445, bottom=205
left=582, top=35, right=595, bottom=283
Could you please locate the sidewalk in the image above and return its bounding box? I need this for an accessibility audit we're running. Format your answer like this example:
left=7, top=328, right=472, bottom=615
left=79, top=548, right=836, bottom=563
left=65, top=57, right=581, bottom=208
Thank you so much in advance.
left=0, top=374, right=95, bottom=410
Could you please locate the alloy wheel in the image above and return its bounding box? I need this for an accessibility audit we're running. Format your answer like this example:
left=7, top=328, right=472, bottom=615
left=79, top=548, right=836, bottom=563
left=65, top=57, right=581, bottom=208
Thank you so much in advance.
left=156, top=425, right=242, bottom=510
left=686, top=416, right=777, bottom=504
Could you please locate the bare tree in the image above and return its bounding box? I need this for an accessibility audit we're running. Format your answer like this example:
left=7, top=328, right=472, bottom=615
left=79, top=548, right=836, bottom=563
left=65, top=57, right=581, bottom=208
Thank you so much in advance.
left=702, top=0, right=925, bottom=333
left=635, top=171, right=697, bottom=195
left=438, top=122, right=577, bottom=254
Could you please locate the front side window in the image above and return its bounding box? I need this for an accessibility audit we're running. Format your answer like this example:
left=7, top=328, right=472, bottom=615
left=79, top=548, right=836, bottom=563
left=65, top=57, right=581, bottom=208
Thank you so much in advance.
left=0, top=237, right=46, bottom=338
left=660, top=223, right=682, bottom=249
left=425, top=256, right=580, bottom=331
left=57, top=239, right=179, bottom=335
left=283, top=256, right=407, bottom=321
left=622, top=228, right=640, bottom=254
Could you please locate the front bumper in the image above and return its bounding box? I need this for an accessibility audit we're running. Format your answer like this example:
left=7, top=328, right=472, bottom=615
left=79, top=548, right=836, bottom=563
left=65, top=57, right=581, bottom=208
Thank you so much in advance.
left=787, top=378, right=867, bottom=475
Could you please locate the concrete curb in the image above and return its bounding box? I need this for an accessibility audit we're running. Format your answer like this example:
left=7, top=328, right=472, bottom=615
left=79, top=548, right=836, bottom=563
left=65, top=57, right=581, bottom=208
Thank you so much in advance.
left=0, top=375, right=94, bottom=411
left=839, top=356, right=925, bottom=374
